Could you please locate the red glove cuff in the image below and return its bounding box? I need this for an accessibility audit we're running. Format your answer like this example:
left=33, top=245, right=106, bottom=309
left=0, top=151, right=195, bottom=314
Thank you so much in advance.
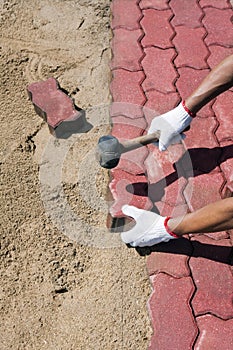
left=164, top=217, right=179, bottom=238
left=182, top=100, right=196, bottom=118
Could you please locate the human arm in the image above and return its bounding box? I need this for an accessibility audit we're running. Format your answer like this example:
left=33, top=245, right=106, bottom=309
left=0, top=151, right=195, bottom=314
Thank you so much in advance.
left=148, top=54, right=233, bottom=151
left=121, top=198, right=233, bottom=247
left=168, top=197, right=233, bottom=236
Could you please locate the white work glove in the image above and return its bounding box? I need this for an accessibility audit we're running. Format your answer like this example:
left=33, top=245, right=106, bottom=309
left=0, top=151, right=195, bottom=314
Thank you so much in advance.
left=121, top=205, right=179, bottom=247
left=148, top=101, right=194, bottom=151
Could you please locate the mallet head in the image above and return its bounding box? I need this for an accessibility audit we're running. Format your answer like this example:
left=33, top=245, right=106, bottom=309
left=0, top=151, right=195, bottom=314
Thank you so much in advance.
left=97, top=135, right=121, bottom=169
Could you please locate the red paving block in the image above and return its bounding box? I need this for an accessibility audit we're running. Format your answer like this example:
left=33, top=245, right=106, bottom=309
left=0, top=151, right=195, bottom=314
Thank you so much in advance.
left=213, top=91, right=233, bottom=142
left=111, top=28, right=144, bottom=71
left=205, top=231, right=229, bottom=240
left=207, top=45, right=233, bottom=69
left=182, top=117, right=220, bottom=175
left=176, top=67, right=214, bottom=118
left=170, top=0, right=203, bottom=28
left=155, top=201, right=189, bottom=218
left=111, top=115, right=147, bottom=140
left=148, top=274, right=198, bottom=350
left=141, top=9, right=174, bottom=48
left=199, top=0, right=232, bottom=9
left=109, top=169, right=152, bottom=217
left=110, top=69, right=146, bottom=111
left=147, top=238, right=192, bottom=277
left=183, top=116, right=219, bottom=149
left=202, top=8, right=233, bottom=47
left=183, top=172, right=225, bottom=212
left=27, top=77, right=83, bottom=131
left=142, top=47, right=178, bottom=93
left=190, top=235, right=233, bottom=319
left=219, top=140, right=233, bottom=187
left=111, top=115, right=148, bottom=174
left=111, top=0, right=142, bottom=30
left=195, top=315, right=233, bottom=350
left=140, top=0, right=169, bottom=10
left=173, top=27, right=209, bottom=69
left=143, top=91, right=180, bottom=126
left=110, top=101, right=144, bottom=119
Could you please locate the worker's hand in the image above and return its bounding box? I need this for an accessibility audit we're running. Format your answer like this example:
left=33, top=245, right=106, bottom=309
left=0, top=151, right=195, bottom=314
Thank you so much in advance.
left=121, top=205, right=178, bottom=247
left=148, top=102, right=193, bottom=151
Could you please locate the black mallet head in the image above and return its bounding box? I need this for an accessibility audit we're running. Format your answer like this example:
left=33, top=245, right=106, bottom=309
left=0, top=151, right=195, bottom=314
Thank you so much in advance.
left=97, top=135, right=122, bottom=169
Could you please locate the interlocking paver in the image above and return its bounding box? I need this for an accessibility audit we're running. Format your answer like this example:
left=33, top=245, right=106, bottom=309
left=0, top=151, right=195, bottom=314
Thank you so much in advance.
left=207, top=45, right=233, bottom=69
left=190, top=235, right=233, bottom=319
left=183, top=116, right=219, bottom=149
left=173, top=26, right=209, bottom=69
left=199, top=0, right=231, bottom=9
left=143, top=91, right=180, bottom=127
left=142, top=47, right=178, bottom=92
left=195, top=315, right=233, bottom=350
left=110, top=69, right=146, bottom=104
left=111, top=28, right=144, bottom=71
left=148, top=274, right=198, bottom=350
left=213, top=91, right=233, bottom=142
left=139, top=0, right=169, bottom=10
left=170, top=0, right=203, bottom=28
left=109, top=169, right=152, bottom=217
left=176, top=67, right=214, bottom=118
left=141, top=9, right=174, bottom=48
left=219, top=140, right=233, bottom=189
left=181, top=120, right=221, bottom=176
left=202, top=8, right=233, bottom=47
left=111, top=0, right=142, bottom=30
left=147, top=238, right=192, bottom=277
left=111, top=115, right=148, bottom=174
left=27, top=77, right=83, bottom=133
left=110, top=101, right=144, bottom=119
left=184, top=172, right=225, bottom=212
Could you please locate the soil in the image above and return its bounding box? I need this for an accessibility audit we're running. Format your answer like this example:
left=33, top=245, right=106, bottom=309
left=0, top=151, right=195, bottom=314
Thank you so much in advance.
left=0, top=1, right=152, bottom=349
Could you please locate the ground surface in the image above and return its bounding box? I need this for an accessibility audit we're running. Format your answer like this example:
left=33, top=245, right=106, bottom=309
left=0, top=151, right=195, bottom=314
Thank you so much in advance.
left=0, top=1, right=152, bottom=349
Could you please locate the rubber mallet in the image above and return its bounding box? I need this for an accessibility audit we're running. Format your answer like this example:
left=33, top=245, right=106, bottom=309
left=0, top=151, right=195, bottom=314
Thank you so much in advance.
left=97, top=131, right=160, bottom=169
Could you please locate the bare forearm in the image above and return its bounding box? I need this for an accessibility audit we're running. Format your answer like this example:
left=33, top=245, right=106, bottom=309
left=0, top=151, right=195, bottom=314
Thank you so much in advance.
left=168, top=198, right=233, bottom=236
left=185, top=55, right=233, bottom=114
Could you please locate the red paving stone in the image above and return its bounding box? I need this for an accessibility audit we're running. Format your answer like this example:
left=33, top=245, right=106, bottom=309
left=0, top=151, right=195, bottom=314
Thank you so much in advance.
left=170, top=0, right=203, bottom=28
left=190, top=235, right=233, bottom=319
left=141, top=9, right=174, bottom=48
left=199, top=0, right=232, bottom=9
left=213, top=91, right=233, bottom=142
left=110, top=1, right=233, bottom=348
left=207, top=45, right=233, bottom=69
left=173, top=26, right=209, bottom=69
left=143, top=90, right=180, bottom=126
left=146, top=238, right=192, bottom=278
left=110, top=69, right=146, bottom=105
left=183, top=172, right=225, bottom=212
left=219, top=139, right=233, bottom=188
left=111, top=28, right=144, bottom=71
left=139, top=0, right=169, bottom=10
left=142, top=47, right=178, bottom=93
left=202, top=8, right=233, bottom=47
left=109, top=170, right=152, bottom=217
left=27, top=77, right=82, bottom=130
left=111, top=0, right=142, bottom=30
left=195, top=315, right=233, bottom=350
left=148, top=274, right=198, bottom=350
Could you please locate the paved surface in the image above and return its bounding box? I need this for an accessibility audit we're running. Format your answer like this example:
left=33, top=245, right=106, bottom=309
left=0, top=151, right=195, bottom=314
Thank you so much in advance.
left=109, top=0, right=233, bottom=349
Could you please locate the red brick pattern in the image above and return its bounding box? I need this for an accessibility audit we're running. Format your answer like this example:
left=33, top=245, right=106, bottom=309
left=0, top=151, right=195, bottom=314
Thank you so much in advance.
left=110, top=1, right=233, bottom=348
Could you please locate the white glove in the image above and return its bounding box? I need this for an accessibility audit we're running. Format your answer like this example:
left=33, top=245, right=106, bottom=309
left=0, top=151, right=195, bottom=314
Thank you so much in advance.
left=148, top=101, right=193, bottom=151
left=121, top=205, right=179, bottom=247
